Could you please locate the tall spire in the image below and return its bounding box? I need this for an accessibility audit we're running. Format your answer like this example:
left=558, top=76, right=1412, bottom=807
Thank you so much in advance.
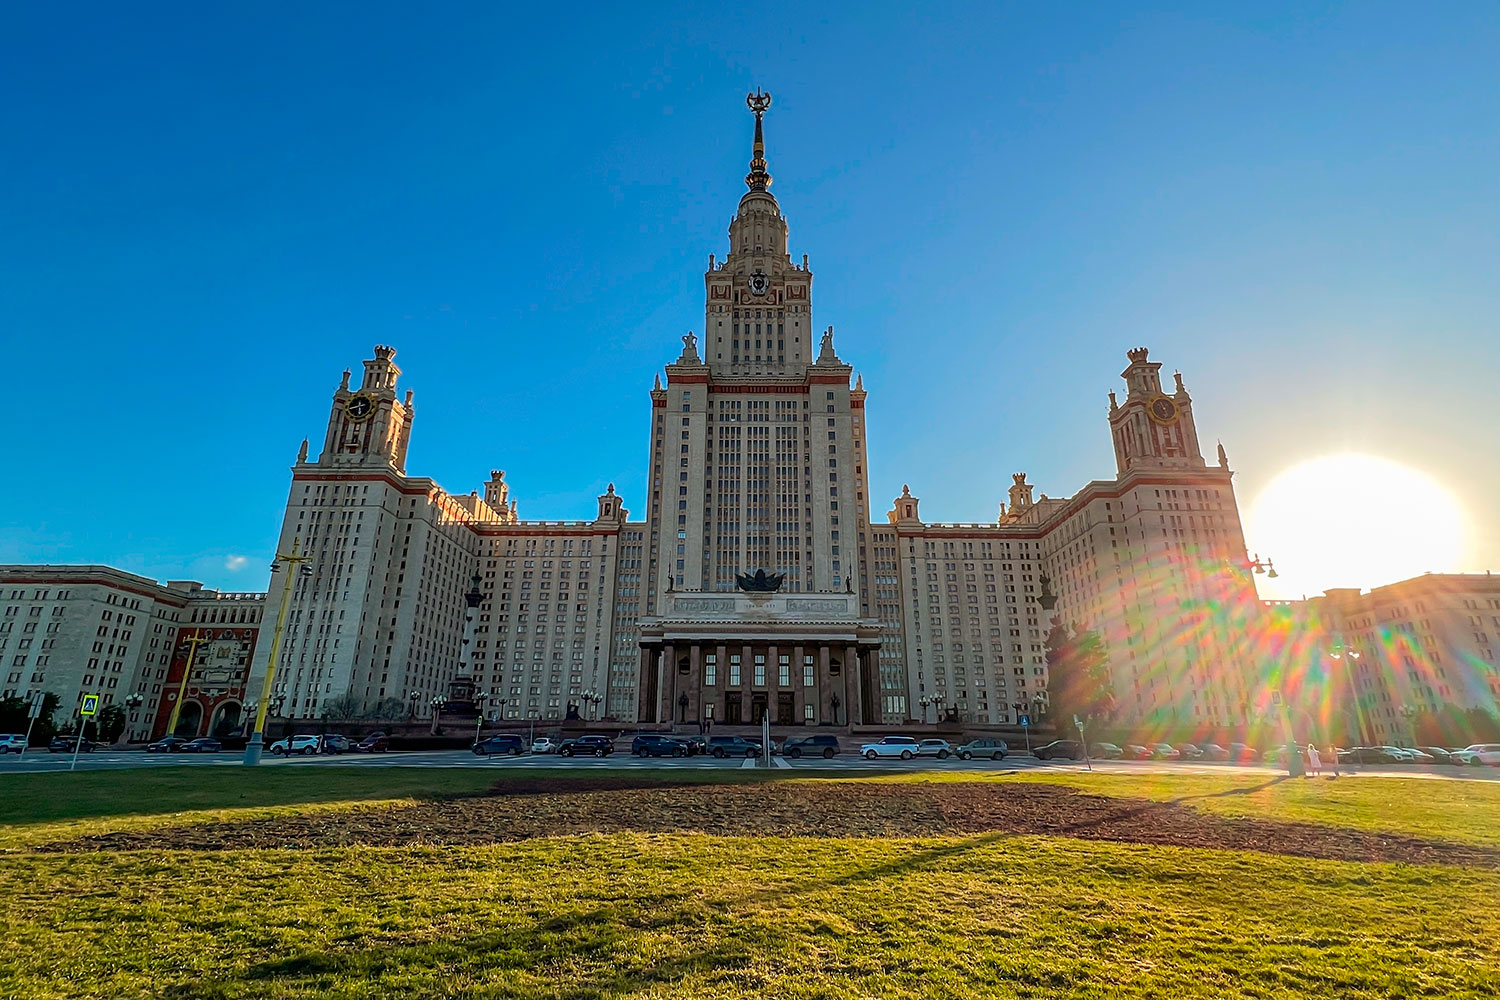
left=745, top=89, right=773, bottom=191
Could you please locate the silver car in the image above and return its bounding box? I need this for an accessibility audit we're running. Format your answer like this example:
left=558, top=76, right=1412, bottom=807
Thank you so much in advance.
left=915, top=739, right=954, bottom=759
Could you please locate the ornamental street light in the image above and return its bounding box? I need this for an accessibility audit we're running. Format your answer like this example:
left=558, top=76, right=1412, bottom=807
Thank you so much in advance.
left=933, top=694, right=947, bottom=725
left=582, top=689, right=603, bottom=720
left=1398, top=703, right=1420, bottom=749
left=166, top=630, right=211, bottom=739
left=244, top=539, right=313, bottom=765
left=430, top=694, right=447, bottom=735
left=1328, top=638, right=1371, bottom=747
left=473, top=692, right=490, bottom=742
left=919, top=695, right=932, bottom=724
left=408, top=690, right=421, bottom=719
left=1245, top=553, right=1278, bottom=578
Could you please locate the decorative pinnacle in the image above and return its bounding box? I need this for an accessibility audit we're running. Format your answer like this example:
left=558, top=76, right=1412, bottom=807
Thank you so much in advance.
left=745, top=89, right=773, bottom=191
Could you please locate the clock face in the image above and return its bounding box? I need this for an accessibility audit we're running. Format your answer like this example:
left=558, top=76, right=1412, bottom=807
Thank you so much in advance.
left=1148, top=395, right=1178, bottom=424
left=345, top=394, right=376, bottom=421
left=748, top=271, right=769, bottom=296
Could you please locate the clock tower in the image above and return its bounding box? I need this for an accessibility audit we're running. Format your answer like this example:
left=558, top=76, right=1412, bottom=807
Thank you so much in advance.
left=701, top=90, right=815, bottom=375
left=1108, top=347, right=1205, bottom=474
left=316, top=345, right=415, bottom=472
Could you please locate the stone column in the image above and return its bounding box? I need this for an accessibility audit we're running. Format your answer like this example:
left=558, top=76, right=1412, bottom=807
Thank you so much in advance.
left=766, top=643, right=779, bottom=725
left=688, top=643, right=702, bottom=726
left=845, top=645, right=861, bottom=726
left=637, top=646, right=657, bottom=723
left=661, top=643, right=676, bottom=727
left=817, top=645, right=833, bottom=725
left=793, top=643, right=806, bottom=725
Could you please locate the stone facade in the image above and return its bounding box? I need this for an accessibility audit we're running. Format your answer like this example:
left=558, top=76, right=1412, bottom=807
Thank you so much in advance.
left=0, top=567, right=263, bottom=741
left=242, top=96, right=1268, bottom=731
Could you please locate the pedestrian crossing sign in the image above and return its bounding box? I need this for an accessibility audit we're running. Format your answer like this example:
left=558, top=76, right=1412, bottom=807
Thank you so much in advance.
left=79, top=694, right=100, bottom=717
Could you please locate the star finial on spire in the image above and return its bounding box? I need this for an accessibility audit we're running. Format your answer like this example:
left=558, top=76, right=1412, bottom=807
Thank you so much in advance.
left=745, top=89, right=773, bottom=192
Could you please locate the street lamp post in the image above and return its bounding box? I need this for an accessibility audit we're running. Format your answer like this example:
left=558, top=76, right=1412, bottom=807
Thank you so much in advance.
left=933, top=694, right=947, bottom=726
left=473, top=692, right=490, bottom=744
left=123, top=692, right=144, bottom=743
left=165, top=630, right=211, bottom=739
left=244, top=539, right=312, bottom=766
left=919, top=695, right=931, bottom=724
left=1328, top=639, right=1371, bottom=747
left=830, top=694, right=841, bottom=727
left=678, top=691, right=689, bottom=725
left=581, top=689, right=602, bottom=720
left=430, top=695, right=447, bottom=735
left=408, top=691, right=421, bottom=720
left=1397, top=703, right=1420, bottom=749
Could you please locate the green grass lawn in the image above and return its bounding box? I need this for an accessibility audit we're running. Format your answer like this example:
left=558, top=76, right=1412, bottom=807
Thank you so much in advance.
left=2, top=769, right=1496, bottom=999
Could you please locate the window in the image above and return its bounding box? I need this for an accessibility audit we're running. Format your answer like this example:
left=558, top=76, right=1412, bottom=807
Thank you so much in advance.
left=729, top=655, right=741, bottom=686
left=753, top=654, right=766, bottom=687
left=704, top=654, right=717, bottom=686
left=778, top=654, right=791, bottom=687
left=803, top=655, right=814, bottom=687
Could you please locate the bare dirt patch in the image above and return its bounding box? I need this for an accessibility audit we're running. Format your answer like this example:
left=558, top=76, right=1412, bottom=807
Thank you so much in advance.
left=42, top=779, right=1500, bottom=867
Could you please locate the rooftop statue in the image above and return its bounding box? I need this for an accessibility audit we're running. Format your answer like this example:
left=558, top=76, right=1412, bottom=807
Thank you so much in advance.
left=735, top=569, right=785, bottom=592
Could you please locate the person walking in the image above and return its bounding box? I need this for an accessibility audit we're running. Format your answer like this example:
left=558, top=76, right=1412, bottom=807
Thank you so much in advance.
left=1306, top=742, right=1322, bottom=777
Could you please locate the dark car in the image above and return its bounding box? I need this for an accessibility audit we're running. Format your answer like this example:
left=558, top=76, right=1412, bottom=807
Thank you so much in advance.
left=632, top=734, right=687, bottom=757
left=1175, top=743, right=1205, bottom=761
left=1033, top=739, right=1085, bottom=761
left=473, top=734, right=526, bottom=756
left=633, top=735, right=688, bottom=757
left=682, top=736, right=708, bottom=755
left=356, top=732, right=390, bottom=753
left=48, top=736, right=101, bottom=753
left=783, top=734, right=841, bottom=759
left=558, top=735, right=614, bottom=757
left=1124, top=743, right=1153, bottom=760
left=180, top=738, right=221, bottom=753
left=708, top=735, right=762, bottom=758
left=1418, top=746, right=1457, bottom=765
left=1199, top=743, right=1232, bottom=762
left=1228, top=743, right=1259, bottom=763
left=146, top=735, right=191, bottom=753
left=1339, top=746, right=1401, bottom=765
left=1090, top=742, right=1124, bottom=759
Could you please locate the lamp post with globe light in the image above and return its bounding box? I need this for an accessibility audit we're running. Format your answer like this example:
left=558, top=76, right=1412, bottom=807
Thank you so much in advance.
left=430, top=695, right=447, bottom=735
left=1328, top=637, right=1371, bottom=747
left=244, top=541, right=312, bottom=766
left=473, top=691, right=490, bottom=744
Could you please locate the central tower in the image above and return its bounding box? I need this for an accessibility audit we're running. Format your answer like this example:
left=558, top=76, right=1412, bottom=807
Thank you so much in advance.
left=702, top=90, right=815, bottom=375
left=643, top=92, right=871, bottom=616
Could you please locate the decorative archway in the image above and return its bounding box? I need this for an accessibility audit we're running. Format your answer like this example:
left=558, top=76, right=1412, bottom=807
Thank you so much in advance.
left=175, top=701, right=204, bottom=737
left=210, top=702, right=242, bottom=738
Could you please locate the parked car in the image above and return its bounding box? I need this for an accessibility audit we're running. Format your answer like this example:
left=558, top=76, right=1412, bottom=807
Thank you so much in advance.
left=1228, top=743, right=1259, bottom=763
left=320, top=734, right=353, bottom=754
left=1123, top=743, right=1153, bottom=760
left=559, top=735, right=615, bottom=757
left=1089, top=741, right=1124, bottom=760
left=1452, top=743, right=1500, bottom=766
left=682, top=735, right=708, bottom=755
left=1394, top=747, right=1435, bottom=764
left=473, top=734, right=526, bottom=756
left=638, top=736, right=689, bottom=757
left=783, top=734, right=841, bottom=759
left=1033, top=739, right=1086, bottom=761
left=270, top=735, right=321, bottom=756
left=632, top=734, right=685, bottom=756
left=530, top=737, right=557, bottom=754
left=707, top=736, right=762, bottom=758
left=860, top=736, right=920, bottom=760
left=48, top=735, right=101, bottom=753
left=146, top=735, right=192, bottom=753
left=914, top=738, right=954, bottom=759
left=1417, top=746, right=1457, bottom=765
left=957, top=738, right=1008, bottom=761
left=1198, top=743, right=1232, bottom=762
left=1174, top=743, right=1204, bottom=761
left=180, top=738, right=221, bottom=753
left=355, top=732, right=390, bottom=753
left=1339, top=746, right=1401, bottom=765
left=1262, top=744, right=1309, bottom=765
left=0, top=734, right=25, bottom=754
left=1151, top=743, right=1182, bottom=760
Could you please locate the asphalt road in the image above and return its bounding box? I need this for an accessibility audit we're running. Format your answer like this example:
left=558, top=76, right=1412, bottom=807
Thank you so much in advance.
left=2, top=748, right=1495, bottom=779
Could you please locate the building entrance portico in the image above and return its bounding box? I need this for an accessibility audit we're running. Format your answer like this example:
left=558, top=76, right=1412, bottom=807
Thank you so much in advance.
left=636, top=589, right=883, bottom=729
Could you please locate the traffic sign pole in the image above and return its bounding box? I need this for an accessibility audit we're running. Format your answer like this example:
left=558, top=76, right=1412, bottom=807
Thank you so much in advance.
left=20, top=691, right=44, bottom=760
left=71, top=693, right=99, bottom=772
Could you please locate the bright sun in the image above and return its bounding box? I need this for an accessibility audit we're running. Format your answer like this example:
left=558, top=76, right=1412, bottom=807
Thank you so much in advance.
left=1247, top=453, right=1467, bottom=599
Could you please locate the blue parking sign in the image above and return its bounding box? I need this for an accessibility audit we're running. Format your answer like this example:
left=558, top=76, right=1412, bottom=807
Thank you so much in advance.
left=1019, top=714, right=1029, bottom=727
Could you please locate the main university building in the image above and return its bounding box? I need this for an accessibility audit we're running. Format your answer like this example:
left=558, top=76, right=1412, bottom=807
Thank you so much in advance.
left=244, top=96, right=1265, bottom=732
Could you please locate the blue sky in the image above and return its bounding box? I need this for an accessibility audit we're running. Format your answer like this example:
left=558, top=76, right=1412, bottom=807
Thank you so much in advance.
left=2, top=2, right=1496, bottom=599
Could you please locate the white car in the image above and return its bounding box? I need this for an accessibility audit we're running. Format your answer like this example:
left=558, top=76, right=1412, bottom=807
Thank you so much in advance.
left=915, top=739, right=954, bottom=759
left=861, top=736, right=920, bottom=760
left=1452, top=743, right=1500, bottom=766
left=269, top=735, right=321, bottom=756
left=530, top=737, right=557, bottom=754
left=0, top=734, right=26, bottom=754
